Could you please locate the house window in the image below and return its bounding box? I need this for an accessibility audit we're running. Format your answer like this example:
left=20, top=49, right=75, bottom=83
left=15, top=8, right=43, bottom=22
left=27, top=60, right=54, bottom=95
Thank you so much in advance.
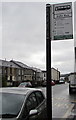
left=10, top=76, right=12, bottom=81
left=8, top=76, right=10, bottom=81
left=18, top=76, right=21, bottom=81
left=5, top=67, right=7, bottom=74
left=22, top=70, right=24, bottom=75
left=10, top=68, right=12, bottom=74
left=18, top=69, right=21, bottom=75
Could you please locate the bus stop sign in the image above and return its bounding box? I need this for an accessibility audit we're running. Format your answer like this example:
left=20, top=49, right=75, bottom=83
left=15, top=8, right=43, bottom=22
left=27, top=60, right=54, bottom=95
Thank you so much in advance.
left=51, top=2, right=73, bottom=40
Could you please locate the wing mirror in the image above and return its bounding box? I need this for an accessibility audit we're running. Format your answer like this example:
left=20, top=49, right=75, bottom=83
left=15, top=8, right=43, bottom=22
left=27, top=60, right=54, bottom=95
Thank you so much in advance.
left=29, top=109, right=38, bottom=116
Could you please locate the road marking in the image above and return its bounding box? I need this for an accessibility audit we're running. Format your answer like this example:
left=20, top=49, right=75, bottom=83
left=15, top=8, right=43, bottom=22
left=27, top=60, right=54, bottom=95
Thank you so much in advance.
left=71, top=100, right=76, bottom=103
left=53, top=102, right=72, bottom=109
left=61, top=104, right=74, bottom=119
left=53, top=97, right=69, bottom=101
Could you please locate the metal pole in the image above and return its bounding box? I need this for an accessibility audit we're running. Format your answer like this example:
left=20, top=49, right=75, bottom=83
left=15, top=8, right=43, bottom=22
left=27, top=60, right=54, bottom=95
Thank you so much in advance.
left=74, top=47, right=76, bottom=72
left=46, top=4, right=52, bottom=120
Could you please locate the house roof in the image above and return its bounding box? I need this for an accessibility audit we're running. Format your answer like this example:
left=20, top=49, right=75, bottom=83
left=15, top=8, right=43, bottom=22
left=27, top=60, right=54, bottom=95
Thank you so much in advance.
left=0, top=59, right=20, bottom=68
left=42, top=70, right=46, bottom=72
left=30, top=67, right=42, bottom=72
left=10, top=60, right=42, bottom=72
left=51, top=67, right=60, bottom=73
left=10, top=60, right=32, bottom=69
left=0, top=59, right=42, bottom=72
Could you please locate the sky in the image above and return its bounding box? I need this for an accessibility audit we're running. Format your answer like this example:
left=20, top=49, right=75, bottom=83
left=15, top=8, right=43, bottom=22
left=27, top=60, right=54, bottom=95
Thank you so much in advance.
left=1, top=0, right=76, bottom=74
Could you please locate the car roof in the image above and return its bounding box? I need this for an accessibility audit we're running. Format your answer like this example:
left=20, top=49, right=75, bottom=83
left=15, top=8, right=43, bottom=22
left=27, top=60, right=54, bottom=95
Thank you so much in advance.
left=20, top=82, right=31, bottom=84
left=0, top=87, right=42, bottom=95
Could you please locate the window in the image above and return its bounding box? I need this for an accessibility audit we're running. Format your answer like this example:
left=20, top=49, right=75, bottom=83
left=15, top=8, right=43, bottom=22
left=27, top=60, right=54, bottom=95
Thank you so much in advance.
left=0, top=93, right=25, bottom=116
left=35, top=91, right=44, bottom=105
left=21, top=105, right=28, bottom=118
left=44, top=73, right=46, bottom=77
left=26, top=93, right=37, bottom=111
left=22, top=70, right=24, bottom=75
left=10, top=68, right=12, bottom=74
left=10, top=76, right=12, bottom=81
left=18, top=69, right=21, bottom=75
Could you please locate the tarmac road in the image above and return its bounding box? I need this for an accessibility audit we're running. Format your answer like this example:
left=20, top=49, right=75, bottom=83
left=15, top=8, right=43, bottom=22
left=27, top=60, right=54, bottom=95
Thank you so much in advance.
left=39, top=83, right=76, bottom=119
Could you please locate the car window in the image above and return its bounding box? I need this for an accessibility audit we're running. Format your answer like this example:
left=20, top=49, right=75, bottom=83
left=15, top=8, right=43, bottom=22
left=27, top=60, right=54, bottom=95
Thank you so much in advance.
left=26, top=93, right=37, bottom=111
left=35, top=91, right=45, bottom=105
left=19, top=82, right=32, bottom=87
left=0, top=93, right=25, bottom=116
left=19, top=83, right=27, bottom=87
left=21, top=105, right=29, bottom=119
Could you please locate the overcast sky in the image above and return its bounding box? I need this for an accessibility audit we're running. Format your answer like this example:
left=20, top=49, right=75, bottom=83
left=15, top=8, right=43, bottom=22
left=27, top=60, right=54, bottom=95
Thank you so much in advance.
left=1, top=0, right=76, bottom=74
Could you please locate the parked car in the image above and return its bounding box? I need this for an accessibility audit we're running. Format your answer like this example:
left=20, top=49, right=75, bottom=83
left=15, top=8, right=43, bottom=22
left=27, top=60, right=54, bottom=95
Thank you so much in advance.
left=51, top=81, right=55, bottom=86
left=42, top=81, right=46, bottom=87
left=59, top=79, right=65, bottom=84
left=69, top=73, right=76, bottom=94
left=0, top=87, right=47, bottom=120
left=42, top=80, right=55, bottom=87
left=18, top=82, right=32, bottom=87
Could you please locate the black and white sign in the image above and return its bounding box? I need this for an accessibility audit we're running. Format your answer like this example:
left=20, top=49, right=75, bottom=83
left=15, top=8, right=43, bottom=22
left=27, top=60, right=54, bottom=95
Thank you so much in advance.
left=51, top=2, right=73, bottom=40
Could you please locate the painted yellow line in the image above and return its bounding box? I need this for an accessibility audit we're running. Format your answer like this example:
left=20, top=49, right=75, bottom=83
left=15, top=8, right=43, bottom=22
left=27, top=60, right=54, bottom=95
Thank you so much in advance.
left=71, top=100, right=76, bottom=103
left=61, top=104, right=74, bottom=119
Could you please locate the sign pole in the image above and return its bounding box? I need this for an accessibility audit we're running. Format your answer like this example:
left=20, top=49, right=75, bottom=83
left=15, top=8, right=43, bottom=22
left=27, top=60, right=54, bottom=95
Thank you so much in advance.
left=46, top=2, right=73, bottom=120
left=74, top=47, right=76, bottom=72
left=46, top=4, right=52, bottom=120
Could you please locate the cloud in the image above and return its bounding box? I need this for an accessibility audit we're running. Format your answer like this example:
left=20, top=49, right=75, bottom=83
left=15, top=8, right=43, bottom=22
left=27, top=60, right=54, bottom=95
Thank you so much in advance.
left=1, top=2, right=75, bottom=74
left=2, top=0, right=76, bottom=3
left=0, top=3, right=2, bottom=58
left=2, top=2, right=46, bottom=67
left=51, top=40, right=74, bottom=73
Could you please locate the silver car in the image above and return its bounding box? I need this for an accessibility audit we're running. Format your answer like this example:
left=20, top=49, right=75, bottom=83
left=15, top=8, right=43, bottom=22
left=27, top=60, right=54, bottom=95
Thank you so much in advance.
left=0, top=87, right=47, bottom=120
left=18, top=82, right=32, bottom=87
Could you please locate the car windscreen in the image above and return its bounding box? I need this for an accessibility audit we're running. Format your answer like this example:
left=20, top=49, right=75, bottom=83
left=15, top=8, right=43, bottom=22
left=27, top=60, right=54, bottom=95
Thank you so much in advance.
left=19, top=83, right=27, bottom=87
left=0, top=92, right=25, bottom=118
left=19, top=82, right=32, bottom=87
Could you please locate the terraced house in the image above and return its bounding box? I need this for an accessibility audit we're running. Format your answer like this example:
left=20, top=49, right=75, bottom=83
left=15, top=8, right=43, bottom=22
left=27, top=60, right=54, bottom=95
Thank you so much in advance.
left=10, top=60, right=37, bottom=86
left=0, top=59, right=21, bottom=86
left=0, top=59, right=43, bottom=87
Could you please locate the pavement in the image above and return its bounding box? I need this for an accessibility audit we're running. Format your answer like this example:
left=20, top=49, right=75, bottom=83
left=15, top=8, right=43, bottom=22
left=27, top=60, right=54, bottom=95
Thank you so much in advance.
left=66, top=104, right=76, bottom=120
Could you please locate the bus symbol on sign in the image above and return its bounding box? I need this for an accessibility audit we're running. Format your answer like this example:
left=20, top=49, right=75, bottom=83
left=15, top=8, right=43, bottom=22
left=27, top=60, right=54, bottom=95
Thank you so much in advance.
left=55, top=5, right=71, bottom=11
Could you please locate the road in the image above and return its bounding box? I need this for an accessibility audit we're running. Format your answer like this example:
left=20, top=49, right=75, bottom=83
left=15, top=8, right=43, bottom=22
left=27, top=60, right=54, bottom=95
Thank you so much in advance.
left=39, top=83, right=76, bottom=119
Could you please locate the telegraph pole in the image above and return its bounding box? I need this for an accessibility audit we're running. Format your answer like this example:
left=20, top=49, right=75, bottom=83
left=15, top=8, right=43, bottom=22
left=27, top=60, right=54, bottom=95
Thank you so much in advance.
left=46, top=4, right=52, bottom=120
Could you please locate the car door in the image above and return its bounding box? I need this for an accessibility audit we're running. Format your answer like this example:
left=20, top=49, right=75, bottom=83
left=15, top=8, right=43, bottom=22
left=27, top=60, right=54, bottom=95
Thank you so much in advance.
left=22, top=91, right=46, bottom=120
left=35, top=91, right=47, bottom=120
left=25, top=92, right=38, bottom=120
